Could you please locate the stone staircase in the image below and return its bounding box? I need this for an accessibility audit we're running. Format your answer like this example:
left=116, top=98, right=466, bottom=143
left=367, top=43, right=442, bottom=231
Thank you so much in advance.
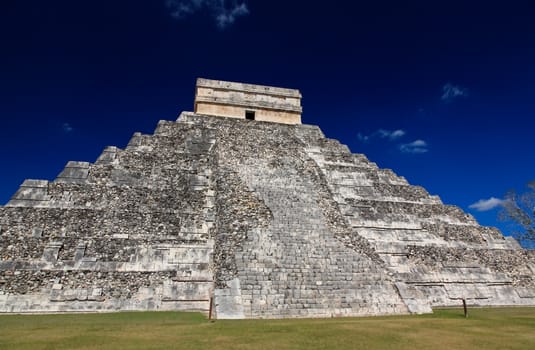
left=196, top=114, right=410, bottom=318
left=295, top=126, right=535, bottom=308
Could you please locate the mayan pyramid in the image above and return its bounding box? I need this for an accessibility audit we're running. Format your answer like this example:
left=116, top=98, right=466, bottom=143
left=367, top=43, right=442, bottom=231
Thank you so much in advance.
left=1, top=78, right=534, bottom=319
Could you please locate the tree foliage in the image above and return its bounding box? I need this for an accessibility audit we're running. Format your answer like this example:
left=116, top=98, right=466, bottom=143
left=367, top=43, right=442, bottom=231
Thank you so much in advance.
left=499, top=181, right=535, bottom=248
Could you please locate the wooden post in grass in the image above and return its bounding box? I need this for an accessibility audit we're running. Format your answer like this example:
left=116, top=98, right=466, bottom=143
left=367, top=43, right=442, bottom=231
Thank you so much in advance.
left=208, top=296, right=214, bottom=321
left=462, top=298, right=468, bottom=318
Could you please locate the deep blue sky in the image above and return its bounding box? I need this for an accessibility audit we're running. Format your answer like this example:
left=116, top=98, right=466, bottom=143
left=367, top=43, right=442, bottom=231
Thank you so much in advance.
left=1, top=1, right=534, bottom=235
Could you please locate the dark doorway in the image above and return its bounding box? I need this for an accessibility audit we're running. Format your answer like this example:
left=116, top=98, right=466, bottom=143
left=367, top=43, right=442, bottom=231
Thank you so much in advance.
left=245, top=110, right=255, bottom=120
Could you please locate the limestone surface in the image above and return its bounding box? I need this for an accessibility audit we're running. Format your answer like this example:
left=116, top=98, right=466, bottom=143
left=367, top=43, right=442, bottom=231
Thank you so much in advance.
left=1, top=112, right=534, bottom=318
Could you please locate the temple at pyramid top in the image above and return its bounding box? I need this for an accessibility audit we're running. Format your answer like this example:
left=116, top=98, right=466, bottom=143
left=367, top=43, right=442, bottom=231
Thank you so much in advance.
left=194, top=78, right=302, bottom=125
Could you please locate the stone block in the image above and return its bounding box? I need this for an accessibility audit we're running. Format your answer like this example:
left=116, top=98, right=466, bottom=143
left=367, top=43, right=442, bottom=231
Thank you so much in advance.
left=6, top=179, right=50, bottom=206
left=96, top=146, right=119, bottom=164
left=42, top=241, right=63, bottom=262
left=74, top=242, right=87, bottom=261
left=516, top=287, right=535, bottom=298
left=55, top=161, right=90, bottom=183
left=32, top=227, right=43, bottom=237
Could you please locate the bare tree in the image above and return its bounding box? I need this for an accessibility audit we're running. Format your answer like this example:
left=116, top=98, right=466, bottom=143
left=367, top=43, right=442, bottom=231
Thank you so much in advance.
left=499, top=181, right=535, bottom=248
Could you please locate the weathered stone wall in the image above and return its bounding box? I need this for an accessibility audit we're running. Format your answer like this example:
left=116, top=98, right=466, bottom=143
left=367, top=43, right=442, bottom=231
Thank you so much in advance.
left=194, top=78, right=302, bottom=125
left=0, top=119, right=216, bottom=313
left=195, top=103, right=302, bottom=125
left=1, top=111, right=534, bottom=317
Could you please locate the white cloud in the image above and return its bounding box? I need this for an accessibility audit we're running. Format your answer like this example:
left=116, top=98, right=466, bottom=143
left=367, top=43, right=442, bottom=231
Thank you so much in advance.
left=469, top=197, right=505, bottom=212
left=388, top=129, right=406, bottom=140
left=357, top=133, right=370, bottom=142
left=62, top=123, right=73, bottom=133
left=441, top=83, right=469, bottom=102
left=399, top=139, right=428, bottom=154
left=215, top=3, right=248, bottom=28
left=165, top=0, right=249, bottom=28
left=359, top=129, right=428, bottom=154
left=358, top=129, right=406, bottom=142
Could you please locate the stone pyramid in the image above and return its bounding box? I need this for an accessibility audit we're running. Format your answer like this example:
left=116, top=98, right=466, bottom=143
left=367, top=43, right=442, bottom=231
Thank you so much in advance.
left=1, top=79, right=534, bottom=319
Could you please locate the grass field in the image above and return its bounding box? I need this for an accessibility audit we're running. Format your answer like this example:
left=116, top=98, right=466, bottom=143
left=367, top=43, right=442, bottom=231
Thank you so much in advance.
left=1, top=308, right=534, bottom=350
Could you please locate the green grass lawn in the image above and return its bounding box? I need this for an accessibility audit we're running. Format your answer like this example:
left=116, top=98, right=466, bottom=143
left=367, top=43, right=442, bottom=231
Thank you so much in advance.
left=1, top=308, right=534, bottom=350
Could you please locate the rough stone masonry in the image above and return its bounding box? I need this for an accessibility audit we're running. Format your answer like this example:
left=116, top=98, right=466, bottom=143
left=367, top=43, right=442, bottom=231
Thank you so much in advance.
left=1, top=78, right=535, bottom=318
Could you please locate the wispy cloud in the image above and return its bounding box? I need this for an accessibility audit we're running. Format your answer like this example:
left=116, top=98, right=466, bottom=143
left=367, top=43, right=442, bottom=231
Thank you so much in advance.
left=469, top=197, right=505, bottom=211
left=379, top=129, right=406, bottom=140
left=215, top=2, right=248, bottom=28
left=165, top=0, right=249, bottom=29
left=358, top=129, right=406, bottom=143
left=441, top=83, right=469, bottom=102
left=358, top=129, right=429, bottom=154
left=62, top=123, right=73, bottom=133
left=399, top=139, right=428, bottom=154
